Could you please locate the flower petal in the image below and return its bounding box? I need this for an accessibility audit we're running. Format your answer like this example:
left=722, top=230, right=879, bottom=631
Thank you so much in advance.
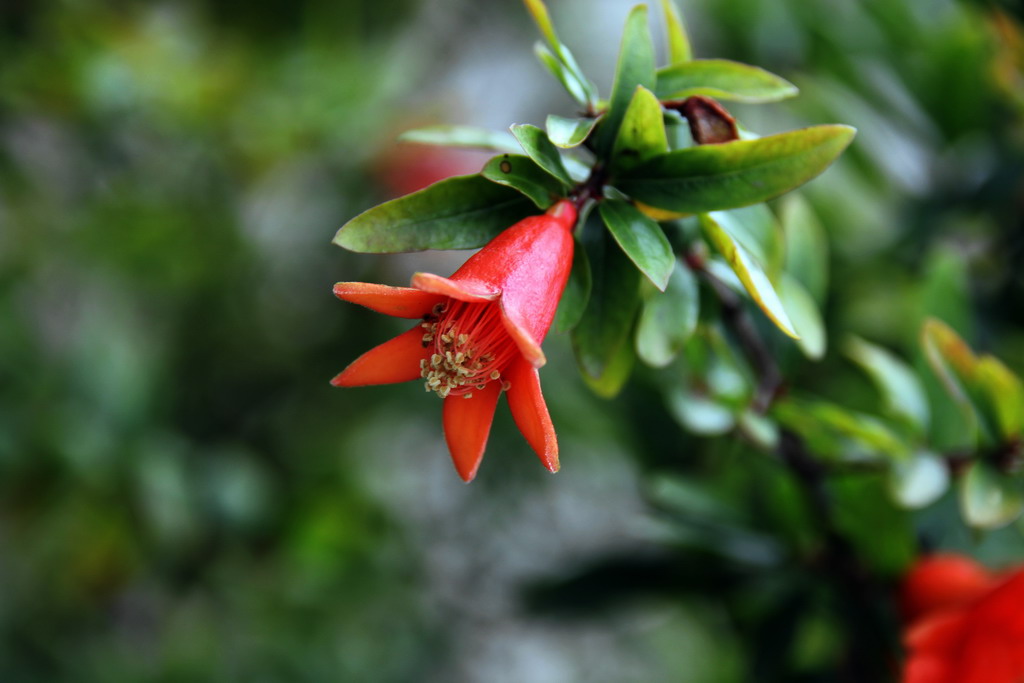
left=500, top=304, right=547, bottom=367
left=411, top=272, right=498, bottom=302
left=442, top=381, right=502, bottom=482
left=334, top=282, right=445, bottom=319
left=505, top=356, right=559, bottom=472
left=331, top=326, right=428, bottom=387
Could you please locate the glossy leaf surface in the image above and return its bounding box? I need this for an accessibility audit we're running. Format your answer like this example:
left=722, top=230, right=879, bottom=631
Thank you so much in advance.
left=656, top=59, right=797, bottom=102
left=334, top=174, right=535, bottom=253
left=616, top=125, right=856, bottom=214
left=398, top=125, right=520, bottom=153
left=600, top=199, right=675, bottom=291
left=511, top=124, right=574, bottom=187
left=596, top=5, right=656, bottom=154
left=481, top=154, right=564, bottom=209
left=701, top=213, right=797, bottom=338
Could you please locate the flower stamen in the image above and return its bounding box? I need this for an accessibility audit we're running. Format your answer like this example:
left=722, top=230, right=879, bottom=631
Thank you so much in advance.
left=420, top=300, right=519, bottom=398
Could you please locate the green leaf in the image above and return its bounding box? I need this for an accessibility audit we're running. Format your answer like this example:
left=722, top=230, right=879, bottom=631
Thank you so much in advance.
left=774, top=398, right=911, bottom=462
left=481, top=154, right=564, bottom=209
left=974, top=356, right=1024, bottom=440
left=635, top=260, right=699, bottom=367
left=546, top=114, right=600, bottom=148
left=524, top=0, right=597, bottom=108
left=921, top=318, right=986, bottom=443
left=656, top=59, right=798, bottom=102
left=510, top=124, right=574, bottom=187
left=572, top=225, right=641, bottom=392
left=845, top=336, right=930, bottom=435
left=889, top=451, right=949, bottom=509
left=596, top=4, right=656, bottom=155
left=739, top=410, right=779, bottom=450
left=700, top=213, right=797, bottom=338
left=612, top=86, right=669, bottom=173
left=599, top=199, right=675, bottom=291
left=960, top=462, right=1023, bottom=529
left=709, top=204, right=784, bottom=278
left=659, top=0, right=692, bottom=64
left=554, top=239, right=591, bottom=333
left=615, top=125, right=856, bottom=214
left=780, top=194, right=829, bottom=303
left=334, top=174, right=535, bottom=253
left=780, top=274, right=826, bottom=360
left=668, top=389, right=736, bottom=435
left=534, top=43, right=594, bottom=109
left=523, top=0, right=559, bottom=49
left=398, top=125, right=520, bottom=153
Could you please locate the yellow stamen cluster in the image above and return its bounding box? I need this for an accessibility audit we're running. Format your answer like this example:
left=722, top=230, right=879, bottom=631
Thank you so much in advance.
left=419, top=301, right=516, bottom=399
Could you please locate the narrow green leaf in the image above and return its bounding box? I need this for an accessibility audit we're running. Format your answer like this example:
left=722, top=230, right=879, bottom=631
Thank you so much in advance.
left=780, top=274, right=826, bottom=360
left=612, top=86, right=669, bottom=173
left=668, top=389, right=736, bottom=435
left=572, top=226, right=641, bottom=390
left=554, top=240, right=591, bottom=333
left=774, top=398, right=911, bottom=462
left=596, top=4, right=656, bottom=155
left=960, top=462, right=1023, bottom=529
left=635, top=260, right=698, bottom=367
left=739, top=410, right=779, bottom=450
left=660, top=0, right=692, bottom=64
left=780, top=194, right=828, bottom=303
left=511, top=124, right=574, bottom=187
left=333, top=174, right=534, bottom=253
left=921, top=318, right=987, bottom=444
left=845, top=336, right=930, bottom=435
left=700, top=213, right=797, bottom=338
left=656, top=59, right=798, bottom=102
left=975, top=356, right=1024, bottom=440
left=398, top=125, right=520, bottom=153
left=534, top=43, right=592, bottom=107
left=616, top=125, right=856, bottom=214
left=523, top=0, right=559, bottom=49
left=709, top=204, right=784, bottom=279
left=600, top=199, right=675, bottom=291
left=547, top=114, right=600, bottom=148
left=524, top=0, right=597, bottom=107
left=481, top=154, right=564, bottom=209
left=890, top=451, right=949, bottom=509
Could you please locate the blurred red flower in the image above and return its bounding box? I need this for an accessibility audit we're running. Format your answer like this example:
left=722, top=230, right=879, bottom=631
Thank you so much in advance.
left=901, top=553, right=1024, bottom=683
left=331, top=200, right=577, bottom=482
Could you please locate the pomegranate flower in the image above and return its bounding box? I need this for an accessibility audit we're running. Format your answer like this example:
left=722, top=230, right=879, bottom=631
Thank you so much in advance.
left=900, top=553, right=1024, bottom=683
left=332, top=200, right=577, bottom=482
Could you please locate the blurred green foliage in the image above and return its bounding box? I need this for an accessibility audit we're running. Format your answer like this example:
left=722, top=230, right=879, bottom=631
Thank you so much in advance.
left=1, top=0, right=1023, bottom=681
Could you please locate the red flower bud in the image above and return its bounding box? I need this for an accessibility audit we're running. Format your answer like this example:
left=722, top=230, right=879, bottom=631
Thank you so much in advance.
left=331, top=200, right=578, bottom=482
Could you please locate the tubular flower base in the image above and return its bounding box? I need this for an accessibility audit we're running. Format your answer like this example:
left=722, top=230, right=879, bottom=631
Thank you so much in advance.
left=331, top=200, right=577, bottom=482
left=900, top=554, right=1024, bottom=683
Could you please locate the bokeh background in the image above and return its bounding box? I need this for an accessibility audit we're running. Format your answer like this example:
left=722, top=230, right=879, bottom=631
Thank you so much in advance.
left=2, top=0, right=1022, bottom=680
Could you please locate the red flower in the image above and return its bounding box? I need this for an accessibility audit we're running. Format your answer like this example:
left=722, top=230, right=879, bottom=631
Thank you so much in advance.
left=901, top=554, right=1024, bottom=683
left=331, top=200, right=577, bottom=482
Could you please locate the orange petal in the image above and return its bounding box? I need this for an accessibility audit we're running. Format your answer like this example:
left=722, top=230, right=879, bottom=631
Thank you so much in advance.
left=331, top=326, right=428, bottom=387
left=411, top=272, right=499, bottom=303
left=334, top=282, right=445, bottom=319
left=505, top=356, right=559, bottom=472
left=500, top=303, right=547, bottom=368
left=442, top=382, right=502, bottom=482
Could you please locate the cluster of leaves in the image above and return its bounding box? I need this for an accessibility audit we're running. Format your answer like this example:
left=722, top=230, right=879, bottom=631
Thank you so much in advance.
left=334, top=0, right=849, bottom=389
left=334, top=0, right=1024, bottom=533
